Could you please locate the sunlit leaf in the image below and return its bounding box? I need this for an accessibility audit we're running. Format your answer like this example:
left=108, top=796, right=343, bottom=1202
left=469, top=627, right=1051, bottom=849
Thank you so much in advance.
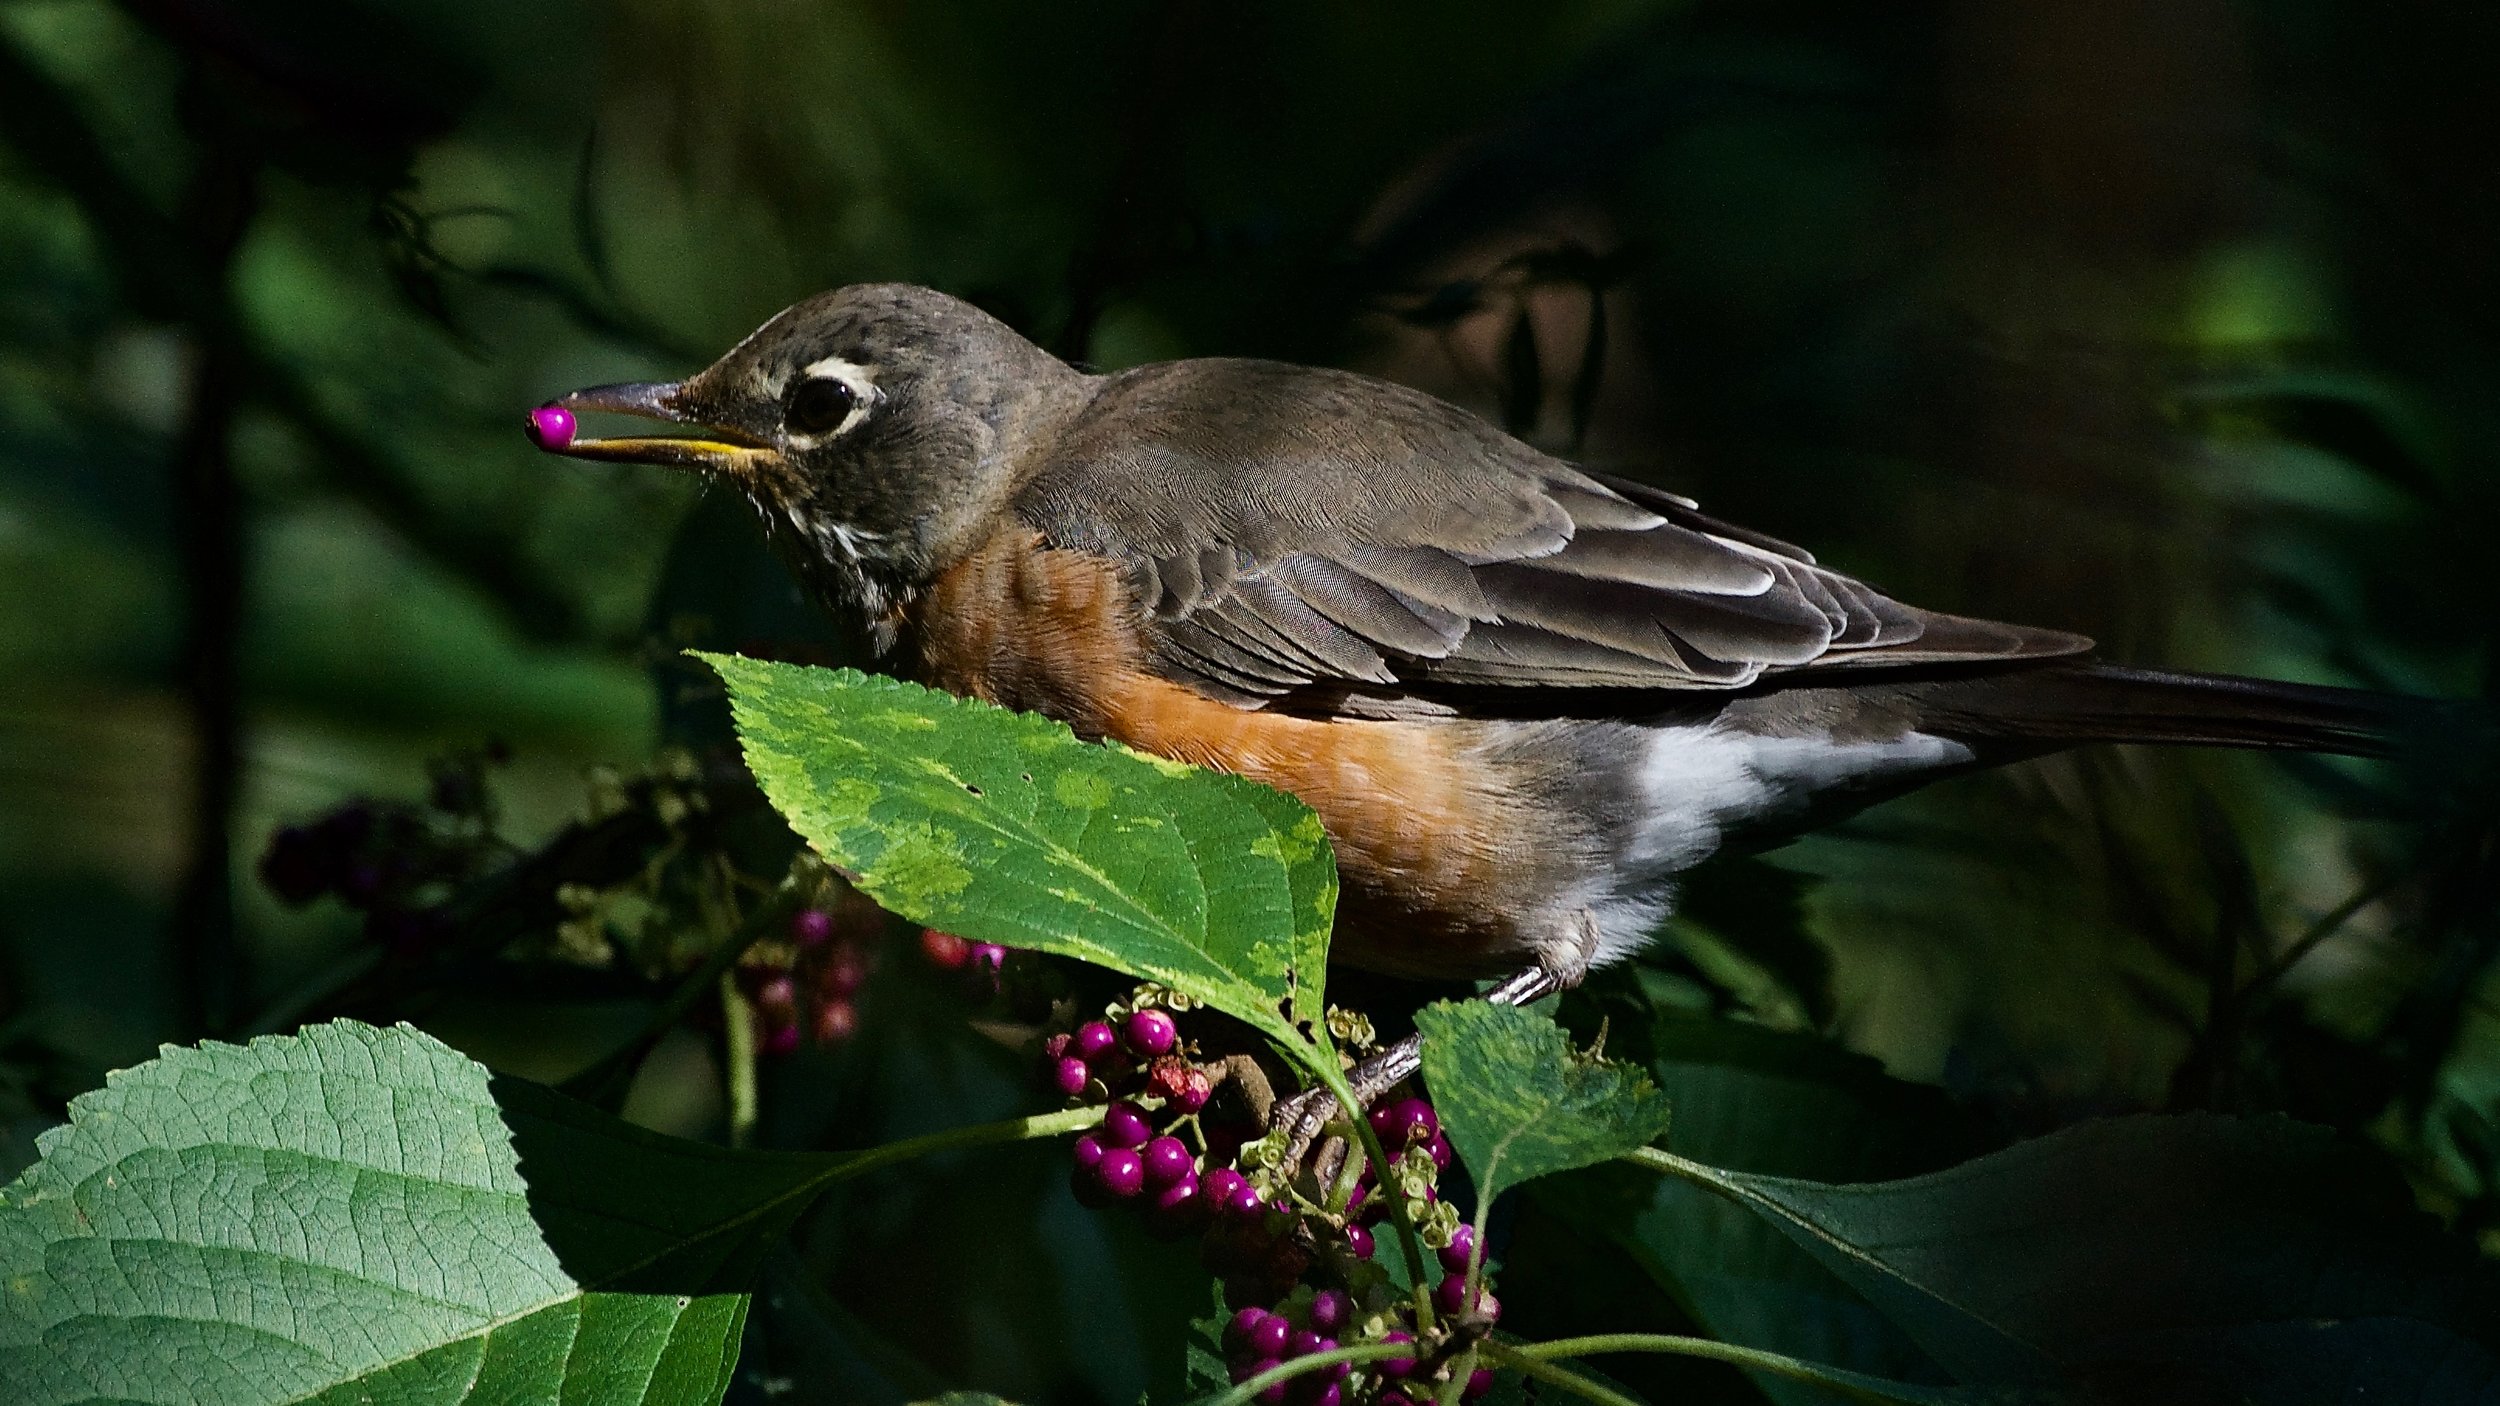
left=1415, top=1001, right=1671, bottom=1207
left=704, top=654, right=1336, bottom=1048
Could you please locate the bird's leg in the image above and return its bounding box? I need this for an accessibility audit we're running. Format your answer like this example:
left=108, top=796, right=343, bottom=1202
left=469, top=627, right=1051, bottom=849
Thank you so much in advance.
left=1270, top=916, right=1597, bottom=1182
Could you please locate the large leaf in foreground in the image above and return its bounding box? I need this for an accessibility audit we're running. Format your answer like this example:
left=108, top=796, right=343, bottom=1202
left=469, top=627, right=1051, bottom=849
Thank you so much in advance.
left=705, top=655, right=1336, bottom=1043
left=1651, top=1113, right=2500, bottom=1401
left=1415, top=1001, right=1671, bottom=1208
left=0, top=1020, right=833, bottom=1405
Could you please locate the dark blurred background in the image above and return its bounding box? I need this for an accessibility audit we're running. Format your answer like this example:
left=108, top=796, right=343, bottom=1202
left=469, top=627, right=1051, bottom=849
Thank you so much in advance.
left=2, top=1, right=2496, bottom=1401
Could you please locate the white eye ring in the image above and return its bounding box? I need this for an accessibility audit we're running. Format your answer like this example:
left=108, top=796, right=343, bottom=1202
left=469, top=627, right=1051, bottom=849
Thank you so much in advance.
left=786, top=357, right=880, bottom=444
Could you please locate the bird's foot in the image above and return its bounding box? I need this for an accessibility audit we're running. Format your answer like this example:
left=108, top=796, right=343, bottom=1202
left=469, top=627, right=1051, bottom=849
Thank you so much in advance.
left=1267, top=1033, right=1426, bottom=1191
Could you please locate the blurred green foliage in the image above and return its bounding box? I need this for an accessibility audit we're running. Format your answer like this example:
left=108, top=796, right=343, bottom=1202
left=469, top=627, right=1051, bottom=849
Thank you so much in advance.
left=2, top=0, right=2496, bottom=1401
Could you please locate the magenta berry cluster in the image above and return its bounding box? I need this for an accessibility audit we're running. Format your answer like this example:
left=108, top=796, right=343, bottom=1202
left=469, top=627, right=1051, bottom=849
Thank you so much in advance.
left=1222, top=1301, right=1355, bottom=1406
left=1049, top=1002, right=1499, bottom=1403
left=1056, top=1000, right=1236, bottom=1242
left=738, top=901, right=880, bottom=1054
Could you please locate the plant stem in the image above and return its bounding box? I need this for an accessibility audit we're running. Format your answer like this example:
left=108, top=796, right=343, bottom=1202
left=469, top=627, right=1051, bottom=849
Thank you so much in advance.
left=1196, top=1342, right=1412, bottom=1406
left=1505, top=1334, right=1955, bottom=1404
left=818, top=1103, right=1105, bottom=1183
left=1318, top=1058, right=1437, bottom=1332
left=561, top=886, right=799, bottom=1101
left=1476, top=1341, right=1646, bottom=1406
left=723, top=976, right=758, bottom=1147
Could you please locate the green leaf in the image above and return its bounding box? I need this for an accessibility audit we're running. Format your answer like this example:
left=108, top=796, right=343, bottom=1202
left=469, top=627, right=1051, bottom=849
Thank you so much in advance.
left=702, top=654, right=1337, bottom=1047
left=1528, top=1014, right=1983, bottom=1405
left=1415, top=1001, right=1672, bottom=1206
left=0, top=1019, right=834, bottom=1405
left=1644, top=1113, right=2500, bottom=1401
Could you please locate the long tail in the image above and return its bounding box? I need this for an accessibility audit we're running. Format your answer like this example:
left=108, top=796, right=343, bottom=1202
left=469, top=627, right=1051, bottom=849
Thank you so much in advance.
left=1904, top=663, right=2478, bottom=761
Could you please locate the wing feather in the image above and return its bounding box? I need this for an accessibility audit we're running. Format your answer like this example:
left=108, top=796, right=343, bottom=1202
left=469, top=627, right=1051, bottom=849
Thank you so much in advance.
left=1013, top=358, right=2091, bottom=711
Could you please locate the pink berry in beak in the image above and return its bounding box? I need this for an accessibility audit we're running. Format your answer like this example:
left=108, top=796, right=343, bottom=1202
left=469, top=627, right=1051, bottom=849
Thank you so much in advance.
left=525, top=403, right=576, bottom=450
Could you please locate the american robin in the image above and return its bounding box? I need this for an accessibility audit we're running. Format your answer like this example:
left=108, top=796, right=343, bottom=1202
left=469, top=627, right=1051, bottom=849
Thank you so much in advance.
left=531, top=283, right=2434, bottom=1106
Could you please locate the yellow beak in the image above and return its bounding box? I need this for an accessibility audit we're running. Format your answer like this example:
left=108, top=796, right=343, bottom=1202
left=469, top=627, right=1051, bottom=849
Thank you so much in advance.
left=527, top=381, right=776, bottom=472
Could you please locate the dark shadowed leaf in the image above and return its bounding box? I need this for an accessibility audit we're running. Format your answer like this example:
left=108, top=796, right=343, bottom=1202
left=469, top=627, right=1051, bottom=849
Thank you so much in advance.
left=1531, top=1014, right=1987, bottom=1405
left=704, top=655, right=1337, bottom=1049
left=1416, top=1000, right=1672, bottom=1207
left=1649, top=1113, right=2500, bottom=1402
left=0, top=1020, right=844, bottom=1405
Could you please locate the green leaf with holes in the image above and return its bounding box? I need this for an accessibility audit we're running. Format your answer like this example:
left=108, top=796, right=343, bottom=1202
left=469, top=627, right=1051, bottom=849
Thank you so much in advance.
left=1415, top=1001, right=1673, bottom=1208
left=0, top=1019, right=839, bottom=1405
left=702, top=654, right=1337, bottom=1050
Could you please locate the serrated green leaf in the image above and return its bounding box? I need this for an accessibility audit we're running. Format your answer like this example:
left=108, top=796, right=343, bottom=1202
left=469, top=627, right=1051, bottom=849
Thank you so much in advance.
left=702, top=654, right=1336, bottom=1048
left=1415, top=1001, right=1672, bottom=1208
left=0, top=1020, right=832, bottom=1405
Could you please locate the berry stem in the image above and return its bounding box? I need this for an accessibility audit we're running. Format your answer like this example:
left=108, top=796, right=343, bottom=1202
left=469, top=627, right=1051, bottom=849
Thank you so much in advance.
left=1316, top=1062, right=1437, bottom=1334
left=721, top=973, right=760, bottom=1148
left=561, top=885, right=803, bottom=1102
left=1195, top=1342, right=1415, bottom=1406
left=1491, top=1333, right=1936, bottom=1403
left=820, top=1103, right=1106, bottom=1184
left=1473, top=1343, right=1640, bottom=1406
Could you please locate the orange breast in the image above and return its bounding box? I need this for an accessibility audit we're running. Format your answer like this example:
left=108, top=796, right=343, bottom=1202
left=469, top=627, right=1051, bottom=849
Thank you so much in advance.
left=898, top=529, right=1556, bottom=976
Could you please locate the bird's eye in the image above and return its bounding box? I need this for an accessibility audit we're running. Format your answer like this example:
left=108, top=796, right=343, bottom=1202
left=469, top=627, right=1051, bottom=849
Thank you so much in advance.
left=787, top=376, right=860, bottom=436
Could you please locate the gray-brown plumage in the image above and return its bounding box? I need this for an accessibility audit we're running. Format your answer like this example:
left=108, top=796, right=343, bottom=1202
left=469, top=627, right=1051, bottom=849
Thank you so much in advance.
left=537, top=283, right=2431, bottom=998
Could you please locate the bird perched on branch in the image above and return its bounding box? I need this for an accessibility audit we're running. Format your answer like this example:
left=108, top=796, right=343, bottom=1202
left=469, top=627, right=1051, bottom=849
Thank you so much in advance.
left=531, top=282, right=2443, bottom=1112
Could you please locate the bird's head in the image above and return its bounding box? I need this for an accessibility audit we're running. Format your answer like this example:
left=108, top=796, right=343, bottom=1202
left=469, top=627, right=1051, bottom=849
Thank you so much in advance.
left=531, top=283, right=1086, bottom=607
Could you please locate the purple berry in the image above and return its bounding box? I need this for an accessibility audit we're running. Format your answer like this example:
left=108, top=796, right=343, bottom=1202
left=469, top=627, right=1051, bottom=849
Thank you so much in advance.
left=1149, top=1174, right=1203, bottom=1236
left=1434, top=1275, right=1501, bottom=1322
left=1202, top=1167, right=1248, bottom=1207
left=1308, top=1288, right=1349, bottom=1334
left=1142, top=1134, right=1194, bottom=1186
left=753, top=973, right=798, bottom=1018
left=1366, top=1101, right=1399, bottom=1139
left=1306, top=1384, right=1342, bottom=1406
left=525, top=403, right=576, bottom=451
left=1463, top=1368, right=1494, bottom=1401
left=1234, top=1355, right=1282, bottom=1386
left=967, top=941, right=1007, bottom=973
left=788, top=907, right=834, bottom=947
left=760, top=1023, right=800, bottom=1057
left=1124, top=1007, right=1178, bottom=1057
left=1256, top=1370, right=1291, bottom=1406
left=1342, top=1224, right=1375, bottom=1260
left=1072, top=1134, right=1105, bottom=1171
left=1094, top=1147, right=1146, bottom=1199
left=1439, top=1224, right=1477, bottom=1276
left=1102, top=1100, right=1153, bottom=1148
left=1247, top=1310, right=1291, bottom=1358
left=1225, top=1307, right=1271, bottom=1350
left=1345, top=1183, right=1372, bottom=1220
left=1377, top=1330, right=1417, bottom=1377
left=1074, top=1020, right=1119, bottom=1063
left=1426, top=1131, right=1453, bottom=1172
left=1224, top=1181, right=1267, bottom=1220
left=1289, top=1328, right=1325, bottom=1358
left=1052, top=1056, right=1092, bottom=1099
left=1385, top=1097, right=1437, bottom=1146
